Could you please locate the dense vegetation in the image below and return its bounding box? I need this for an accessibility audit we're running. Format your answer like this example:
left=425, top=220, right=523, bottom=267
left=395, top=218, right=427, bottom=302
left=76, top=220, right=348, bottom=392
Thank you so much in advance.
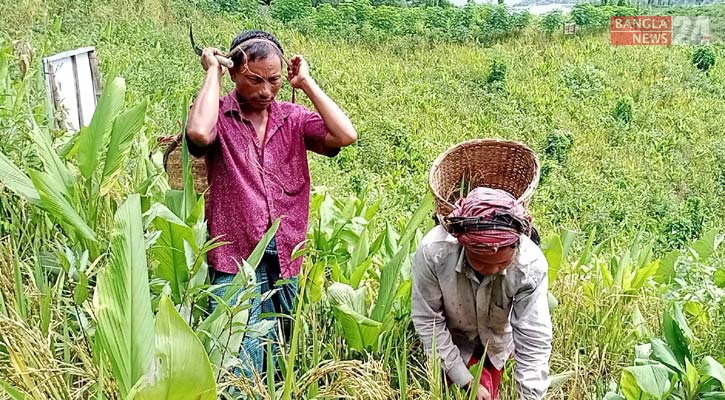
left=0, top=0, right=724, bottom=398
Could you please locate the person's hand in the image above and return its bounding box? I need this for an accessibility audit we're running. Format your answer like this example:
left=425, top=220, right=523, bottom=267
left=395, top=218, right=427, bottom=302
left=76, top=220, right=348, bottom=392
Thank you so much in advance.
left=201, top=47, right=226, bottom=75
left=473, top=383, right=492, bottom=400
left=287, top=54, right=311, bottom=89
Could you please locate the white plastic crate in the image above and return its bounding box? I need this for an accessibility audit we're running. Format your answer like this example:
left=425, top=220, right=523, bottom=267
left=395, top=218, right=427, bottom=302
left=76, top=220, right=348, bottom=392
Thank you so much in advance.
left=42, top=47, right=102, bottom=132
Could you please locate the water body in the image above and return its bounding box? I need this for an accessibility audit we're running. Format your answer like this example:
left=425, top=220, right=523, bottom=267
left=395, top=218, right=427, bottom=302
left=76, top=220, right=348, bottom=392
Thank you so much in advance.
left=447, top=0, right=575, bottom=14
left=512, top=3, right=575, bottom=14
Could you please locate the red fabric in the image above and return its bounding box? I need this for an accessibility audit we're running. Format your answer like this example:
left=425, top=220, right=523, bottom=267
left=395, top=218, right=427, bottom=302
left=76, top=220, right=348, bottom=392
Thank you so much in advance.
left=448, top=187, right=530, bottom=249
left=466, top=355, right=503, bottom=400
left=186, top=90, right=336, bottom=278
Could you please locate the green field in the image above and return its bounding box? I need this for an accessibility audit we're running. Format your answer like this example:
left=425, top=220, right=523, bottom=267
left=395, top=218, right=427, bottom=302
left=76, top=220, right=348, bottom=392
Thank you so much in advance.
left=1, top=0, right=724, bottom=398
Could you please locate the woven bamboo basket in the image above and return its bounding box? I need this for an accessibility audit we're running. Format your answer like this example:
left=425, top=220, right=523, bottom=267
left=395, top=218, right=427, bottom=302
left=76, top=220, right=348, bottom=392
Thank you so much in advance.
left=428, top=139, right=540, bottom=220
left=160, top=135, right=209, bottom=193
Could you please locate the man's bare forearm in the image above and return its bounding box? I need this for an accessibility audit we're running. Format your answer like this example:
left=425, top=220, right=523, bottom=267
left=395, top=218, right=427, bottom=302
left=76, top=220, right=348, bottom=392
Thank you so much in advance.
left=187, top=68, right=223, bottom=147
left=301, top=78, right=357, bottom=148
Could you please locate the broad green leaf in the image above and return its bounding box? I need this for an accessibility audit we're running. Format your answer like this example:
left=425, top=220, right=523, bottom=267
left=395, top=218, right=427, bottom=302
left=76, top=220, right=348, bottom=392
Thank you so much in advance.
left=575, top=227, right=596, bottom=268
left=350, top=258, right=373, bottom=289
left=685, top=358, right=700, bottom=397
left=399, top=192, right=434, bottom=247
left=690, top=229, right=721, bottom=261
left=339, top=228, right=361, bottom=249
left=348, top=228, right=369, bottom=274
left=542, top=233, right=563, bottom=286
left=132, top=296, right=216, bottom=400
left=100, top=101, right=147, bottom=195
left=630, top=234, right=654, bottom=269
left=96, top=194, right=154, bottom=397
left=614, top=252, right=630, bottom=290
left=663, top=306, right=691, bottom=367
left=632, top=306, right=650, bottom=340
left=599, top=261, right=614, bottom=287
left=328, top=282, right=368, bottom=315
left=186, top=193, right=205, bottom=226
left=331, top=305, right=382, bottom=351
left=0, top=150, right=40, bottom=204
left=78, top=77, right=125, bottom=179
left=701, top=356, right=725, bottom=389
left=671, top=304, right=693, bottom=339
left=635, top=343, right=652, bottom=361
left=246, top=219, right=280, bottom=275
left=383, top=222, right=399, bottom=259
left=164, top=190, right=184, bottom=218
left=328, top=283, right=381, bottom=351
left=364, top=197, right=382, bottom=221
left=369, top=230, right=386, bottom=257
left=58, top=126, right=84, bottom=159
left=27, top=119, right=74, bottom=190
left=370, top=243, right=409, bottom=322
left=327, top=283, right=382, bottom=351
left=559, top=228, right=577, bottom=261
left=144, top=203, right=190, bottom=232
left=73, top=271, right=89, bottom=306
left=654, top=250, right=678, bottom=284
left=306, top=261, right=326, bottom=303
left=341, top=196, right=358, bottom=220
left=684, top=301, right=707, bottom=325
left=630, top=260, right=659, bottom=291
left=0, top=378, right=31, bottom=400
left=331, top=262, right=347, bottom=284
left=715, top=269, right=725, bottom=289
left=621, top=364, right=672, bottom=400
left=29, top=170, right=96, bottom=242
left=318, top=196, right=336, bottom=238
left=146, top=203, right=195, bottom=303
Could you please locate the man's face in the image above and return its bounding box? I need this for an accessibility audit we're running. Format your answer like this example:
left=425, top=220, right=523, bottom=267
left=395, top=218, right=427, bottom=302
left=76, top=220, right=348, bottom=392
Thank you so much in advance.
left=464, top=245, right=517, bottom=276
left=231, top=55, right=283, bottom=111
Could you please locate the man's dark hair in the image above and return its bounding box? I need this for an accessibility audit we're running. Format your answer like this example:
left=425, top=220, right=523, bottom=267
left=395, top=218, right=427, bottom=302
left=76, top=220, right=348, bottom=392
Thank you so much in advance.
left=229, top=30, right=284, bottom=65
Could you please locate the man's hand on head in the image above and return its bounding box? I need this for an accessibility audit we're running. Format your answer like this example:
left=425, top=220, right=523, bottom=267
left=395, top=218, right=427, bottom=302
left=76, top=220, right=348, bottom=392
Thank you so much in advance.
left=201, top=47, right=226, bottom=75
left=287, top=55, right=311, bottom=89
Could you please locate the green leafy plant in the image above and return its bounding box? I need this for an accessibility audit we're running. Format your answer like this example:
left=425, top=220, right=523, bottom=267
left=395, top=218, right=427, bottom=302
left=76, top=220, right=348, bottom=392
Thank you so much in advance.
left=594, top=233, right=662, bottom=295
left=692, top=46, right=716, bottom=73
left=606, top=303, right=725, bottom=400
left=613, top=97, right=634, bottom=124
left=321, top=193, right=433, bottom=353
left=486, top=59, right=507, bottom=88
left=540, top=11, right=564, bottom=35
left=544, top=129, right=574, bottom=165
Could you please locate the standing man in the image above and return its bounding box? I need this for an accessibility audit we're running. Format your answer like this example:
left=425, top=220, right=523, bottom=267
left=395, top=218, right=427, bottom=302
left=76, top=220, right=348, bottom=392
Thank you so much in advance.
left=412, top=187, right=552, bottom=399
left=186, top=30, right=357, bottom=377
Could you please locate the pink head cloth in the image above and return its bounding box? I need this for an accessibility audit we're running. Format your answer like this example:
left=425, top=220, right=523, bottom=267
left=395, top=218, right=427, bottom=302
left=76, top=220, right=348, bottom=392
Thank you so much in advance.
left=447, top=187, right=531, bottom=249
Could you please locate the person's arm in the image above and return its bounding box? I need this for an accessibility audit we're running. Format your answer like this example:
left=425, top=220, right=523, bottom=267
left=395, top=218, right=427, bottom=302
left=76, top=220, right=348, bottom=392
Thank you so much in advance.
left=510, top=257, right=553, bottom=399
left=287, top=55, right=357, bottom=148
left=411, top=246, right=473, bottom=387
left=186, top=48, right=224, bottom=149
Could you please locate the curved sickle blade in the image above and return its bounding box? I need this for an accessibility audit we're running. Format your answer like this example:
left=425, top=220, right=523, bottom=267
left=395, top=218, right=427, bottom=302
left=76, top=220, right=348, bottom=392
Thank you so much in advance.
left=189, top=24, right=202, bottom=56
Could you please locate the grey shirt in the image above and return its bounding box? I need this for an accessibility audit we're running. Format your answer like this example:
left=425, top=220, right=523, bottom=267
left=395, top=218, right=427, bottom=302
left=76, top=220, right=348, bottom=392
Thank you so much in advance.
left=411, top=225, right=552, bottom=399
